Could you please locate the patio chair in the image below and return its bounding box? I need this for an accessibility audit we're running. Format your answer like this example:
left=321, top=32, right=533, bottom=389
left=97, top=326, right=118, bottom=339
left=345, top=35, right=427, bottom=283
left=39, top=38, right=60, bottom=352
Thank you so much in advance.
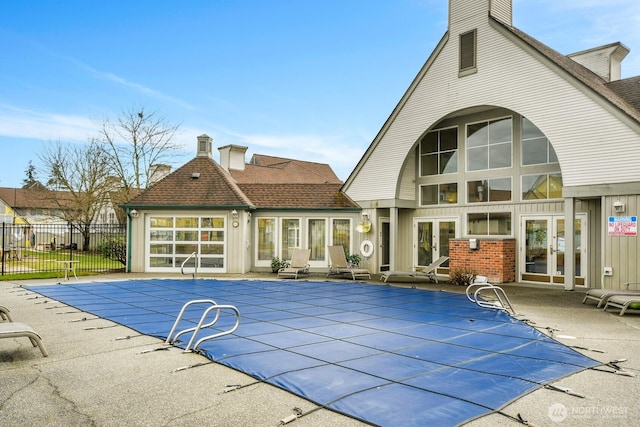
left=0, top=306, right=48, bottom=357
left=603, top=294, right=640, bottom=316
left=277, top=248, right=311, bottom=279
left=380, top=256, right=449, bottom=283
left=582, top=282, right=640, bottom=308
left=327, top=245, right=371, bottom=280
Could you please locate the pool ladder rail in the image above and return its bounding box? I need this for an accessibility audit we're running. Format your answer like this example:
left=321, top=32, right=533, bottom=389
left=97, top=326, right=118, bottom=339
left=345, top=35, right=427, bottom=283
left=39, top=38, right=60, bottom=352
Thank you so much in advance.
left=181, top=251, right=198, bottom=279
left=466, top=277, right=516, bottom=316
left=166, top=299, right=240, bottom=352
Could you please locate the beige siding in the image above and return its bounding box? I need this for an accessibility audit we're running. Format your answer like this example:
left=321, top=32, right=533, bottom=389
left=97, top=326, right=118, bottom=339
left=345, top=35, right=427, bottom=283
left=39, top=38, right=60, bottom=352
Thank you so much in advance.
left=398, top=149, right=417, bottom=201
left=490, top=0, right=512, bottom=25
left=603, top=195, right=640, bottom=289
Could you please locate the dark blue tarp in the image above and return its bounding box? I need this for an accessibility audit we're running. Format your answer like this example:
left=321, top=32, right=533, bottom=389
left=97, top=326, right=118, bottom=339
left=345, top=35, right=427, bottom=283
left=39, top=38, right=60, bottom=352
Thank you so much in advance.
left=27, top=279, right=600, bottom=426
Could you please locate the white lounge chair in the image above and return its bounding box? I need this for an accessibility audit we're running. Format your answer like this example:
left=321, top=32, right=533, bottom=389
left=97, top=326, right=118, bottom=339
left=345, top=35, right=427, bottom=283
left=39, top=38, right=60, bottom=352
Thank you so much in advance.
left=582, top=282, right=640, bottom=308
left=277, top=248, right=311, bottom=279
left=327, top=245, right=371, bottom=280
left=0, top=305, right=48, bottom=357
left=380, top=256, right=449, bottom=283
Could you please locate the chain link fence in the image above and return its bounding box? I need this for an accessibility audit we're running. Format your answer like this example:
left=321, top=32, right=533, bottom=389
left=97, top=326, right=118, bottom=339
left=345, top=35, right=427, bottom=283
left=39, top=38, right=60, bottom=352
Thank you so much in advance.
left=1, top=222, right=126, bottom=277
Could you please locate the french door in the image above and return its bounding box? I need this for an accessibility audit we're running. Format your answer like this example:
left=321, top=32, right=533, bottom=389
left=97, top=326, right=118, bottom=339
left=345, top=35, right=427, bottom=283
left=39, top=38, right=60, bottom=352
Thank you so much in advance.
left=521, top=215, right=586, bottom=285
left=414, top=218, right=457, bottom=268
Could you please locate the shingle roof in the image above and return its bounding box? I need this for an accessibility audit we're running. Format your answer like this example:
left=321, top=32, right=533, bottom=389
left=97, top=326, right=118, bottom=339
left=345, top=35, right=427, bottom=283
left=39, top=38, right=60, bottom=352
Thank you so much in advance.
left=231, top=155, right=342, bottom=184
left=607, top=77, right=640, bottom=112
left=125, top=154, right=357, bottom=210
left=0, top=187, right=75, bottom=209
left=239, top=183, right=358, bottom=209
left=493, top=18, right=640, bottom=125
left=126, top=156, right=253, bottom=208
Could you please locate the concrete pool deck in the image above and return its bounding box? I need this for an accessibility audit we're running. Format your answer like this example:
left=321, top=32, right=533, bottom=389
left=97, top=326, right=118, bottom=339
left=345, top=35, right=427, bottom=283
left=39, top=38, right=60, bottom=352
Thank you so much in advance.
left=1, top=273, right=639, bottom=426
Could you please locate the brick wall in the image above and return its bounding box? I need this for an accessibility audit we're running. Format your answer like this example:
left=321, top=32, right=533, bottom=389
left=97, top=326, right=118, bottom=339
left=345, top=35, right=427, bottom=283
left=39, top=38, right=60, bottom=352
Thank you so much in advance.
left=449, top=238, right=516, bottom=283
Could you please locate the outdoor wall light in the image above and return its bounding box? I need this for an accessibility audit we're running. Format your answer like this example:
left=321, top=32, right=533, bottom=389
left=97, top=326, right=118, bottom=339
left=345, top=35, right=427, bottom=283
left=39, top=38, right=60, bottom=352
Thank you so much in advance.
left=613, top=200, right=625, bottom=213
left=231, top=209, right=239, bottom=219
left=130, top=209, right=139, bottom=218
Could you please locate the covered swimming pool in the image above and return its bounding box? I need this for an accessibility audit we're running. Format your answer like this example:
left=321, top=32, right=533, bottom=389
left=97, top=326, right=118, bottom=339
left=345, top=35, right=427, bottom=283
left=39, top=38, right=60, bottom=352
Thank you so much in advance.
left=27, top=279, right=600, bottom=426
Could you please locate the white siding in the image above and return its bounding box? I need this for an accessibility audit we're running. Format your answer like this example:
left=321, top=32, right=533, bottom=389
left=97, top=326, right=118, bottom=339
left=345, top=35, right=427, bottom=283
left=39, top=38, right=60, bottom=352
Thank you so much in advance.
left=345, top=8, right=640, bottom=203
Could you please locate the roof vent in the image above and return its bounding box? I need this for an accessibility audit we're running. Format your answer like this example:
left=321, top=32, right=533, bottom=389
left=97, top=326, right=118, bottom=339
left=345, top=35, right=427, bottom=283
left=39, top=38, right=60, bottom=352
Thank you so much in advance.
left=191, top=172, right=200, bottom=179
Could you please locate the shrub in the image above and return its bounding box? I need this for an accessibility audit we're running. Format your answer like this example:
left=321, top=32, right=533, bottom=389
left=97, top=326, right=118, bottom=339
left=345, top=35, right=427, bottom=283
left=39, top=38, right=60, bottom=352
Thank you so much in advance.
left=346, top=252, right=361, bottom=267
left=97, top=236, right=126, bottom=266
left=271, top=257, right=287, bottom=273
left=449, top=268, right=476, bottom=286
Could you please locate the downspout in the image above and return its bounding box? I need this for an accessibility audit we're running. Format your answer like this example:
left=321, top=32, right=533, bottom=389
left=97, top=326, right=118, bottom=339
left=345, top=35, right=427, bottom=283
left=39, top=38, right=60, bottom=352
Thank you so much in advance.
left=126, top=207, right=133, bottom=273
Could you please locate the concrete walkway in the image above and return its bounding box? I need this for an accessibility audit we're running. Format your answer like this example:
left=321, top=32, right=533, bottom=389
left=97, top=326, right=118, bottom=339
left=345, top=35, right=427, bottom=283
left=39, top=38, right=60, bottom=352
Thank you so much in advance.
left=1, top=273, right=639, bottom=426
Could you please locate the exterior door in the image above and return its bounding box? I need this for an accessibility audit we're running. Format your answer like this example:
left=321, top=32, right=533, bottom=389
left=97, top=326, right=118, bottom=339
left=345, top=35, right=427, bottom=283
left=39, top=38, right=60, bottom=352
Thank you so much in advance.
left=414, top=218, right=456, bottom=268
left=521, top=215, right=586, bottom=285
left=379, top=218, right=390, bottom=272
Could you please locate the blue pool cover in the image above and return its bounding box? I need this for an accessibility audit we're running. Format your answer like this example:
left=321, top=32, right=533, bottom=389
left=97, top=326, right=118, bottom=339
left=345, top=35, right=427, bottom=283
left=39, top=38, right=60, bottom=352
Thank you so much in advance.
left=27, top=279, right=600, bottom=426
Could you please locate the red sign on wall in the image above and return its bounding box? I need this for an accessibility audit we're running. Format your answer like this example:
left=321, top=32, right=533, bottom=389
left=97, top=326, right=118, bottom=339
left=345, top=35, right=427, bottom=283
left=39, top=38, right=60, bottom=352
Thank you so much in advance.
left=608, top=216, right=638, bottom=236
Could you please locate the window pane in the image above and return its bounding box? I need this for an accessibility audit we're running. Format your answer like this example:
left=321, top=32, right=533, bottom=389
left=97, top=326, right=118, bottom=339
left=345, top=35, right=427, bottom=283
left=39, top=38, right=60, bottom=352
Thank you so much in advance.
left=489, top=212, right=512, bottom=235
left=201, top=244, right=224, bottom=255
left=150, top=217, right=173, bottom=228
left=467, top=123, right=487, bottom=148
left=522, top=138, right=548, bottom=165
left=420, top=185, right=438, bottom=205
left=150, top=230, right=172, bottom=241
left=421, top=154, right=438, bottom=176
left=440, top=128, right=458, bottom=151
left=489, top=143, right=511, bottom=168
left=440, top=151, right=458, bottom=174
left=468, top=146, right=488, bottom=171
left=150, top=257, right=173, bottom=267
left=281, top=219, right=300, bottom=260
left=549, top=173, right=563, bottom=199
left=176, top=217, right=198, bottom=228
left=308, top=219, right=326, bottom=261
left=488, top=118, right=512, bottom=144
left=333, top=219, right=351, bottom=252
left=488, top=178, right=512, bottom=201
left=467, top=180, right=484, bottom=203
left=258, top=218, right=276, bottom=261
left=548, top=143, right=558, bottom=163
left=202, top=217, right=224, bottom=228
left=440, top=183, right=458, bottom=204
left=522, top=175, right=547, bottom=200
left=150, top=244, right=172, bottom=254
left=176, top=244, right=198, bottom=254
left=421, top=132, right=438, bottom=154
left=468, top=213, right=488, bottom=234
left=175, top=231, right=198, bottom=241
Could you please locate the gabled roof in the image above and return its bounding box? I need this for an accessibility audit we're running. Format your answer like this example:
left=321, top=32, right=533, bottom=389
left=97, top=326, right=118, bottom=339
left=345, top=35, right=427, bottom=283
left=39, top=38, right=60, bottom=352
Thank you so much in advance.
left=232, top=155, right=342, bottom=184
left=607, top=77, right=640, bottom=112
left=125, top=153, right=358, bottom=210
left=126, top=156, right=253, bottom=209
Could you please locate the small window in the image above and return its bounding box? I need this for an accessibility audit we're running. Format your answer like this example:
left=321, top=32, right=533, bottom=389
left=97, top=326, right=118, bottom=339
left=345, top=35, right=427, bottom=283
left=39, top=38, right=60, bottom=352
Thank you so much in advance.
left=467, top=178, right=512, bottom=203
left=460, top=30, right=477, bottom=72
left=467, top=212, right=512, bottom=236
left=421, top=183, right=458, bottom=205
left=419, top=127, right=458, bottom=176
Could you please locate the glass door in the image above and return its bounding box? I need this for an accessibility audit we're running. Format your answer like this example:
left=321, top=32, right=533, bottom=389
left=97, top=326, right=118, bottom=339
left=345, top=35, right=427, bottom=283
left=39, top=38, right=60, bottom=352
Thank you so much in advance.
left=414, top=218, right=456, bottom=268
left=521, top=215, right=586, bottom=285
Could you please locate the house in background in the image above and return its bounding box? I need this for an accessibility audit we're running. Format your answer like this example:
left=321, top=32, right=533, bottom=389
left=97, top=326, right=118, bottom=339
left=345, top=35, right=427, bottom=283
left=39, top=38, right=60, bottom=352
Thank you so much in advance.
left=124, top=134, right=361, bottom=274
left=343, top=0, right=640, bottom=290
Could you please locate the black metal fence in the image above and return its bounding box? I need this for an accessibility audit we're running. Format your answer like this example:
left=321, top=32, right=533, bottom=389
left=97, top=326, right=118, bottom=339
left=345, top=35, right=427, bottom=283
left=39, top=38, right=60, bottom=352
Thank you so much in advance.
left=1, top=222, right=126, bottom=277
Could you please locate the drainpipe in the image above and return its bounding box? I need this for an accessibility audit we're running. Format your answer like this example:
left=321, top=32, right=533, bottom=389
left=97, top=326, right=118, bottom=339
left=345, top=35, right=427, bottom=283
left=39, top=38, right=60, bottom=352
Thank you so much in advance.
left=126, top=208, right=133, bottom=272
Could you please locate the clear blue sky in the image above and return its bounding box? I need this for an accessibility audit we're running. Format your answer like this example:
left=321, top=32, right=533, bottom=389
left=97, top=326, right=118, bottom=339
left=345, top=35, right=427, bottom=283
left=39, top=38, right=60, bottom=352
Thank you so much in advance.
left=1, top=0, right=639, bottom=188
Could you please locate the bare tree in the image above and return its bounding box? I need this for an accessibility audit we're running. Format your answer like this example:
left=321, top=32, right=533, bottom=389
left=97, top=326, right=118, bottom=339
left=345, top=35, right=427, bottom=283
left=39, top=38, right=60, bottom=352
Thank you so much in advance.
left=97, top=106, right=181, bottom=224
left=39, top=140, right=113, bottom=250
